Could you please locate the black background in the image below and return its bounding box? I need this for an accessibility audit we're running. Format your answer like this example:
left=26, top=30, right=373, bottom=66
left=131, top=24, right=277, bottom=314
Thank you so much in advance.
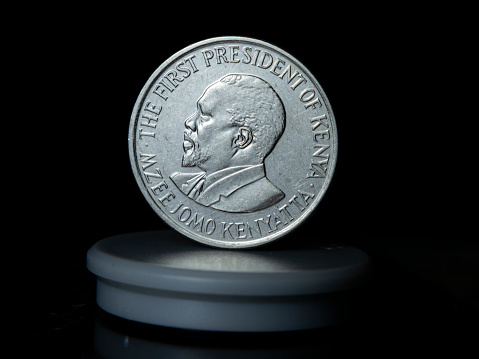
left=21, top=7, right=476, bottom=357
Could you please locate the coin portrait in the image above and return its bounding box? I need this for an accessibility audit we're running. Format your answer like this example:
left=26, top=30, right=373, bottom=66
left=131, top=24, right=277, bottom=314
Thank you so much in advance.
left=129, top=37, right=337, bottom=248
left=170, top=73, right=285, bottom=213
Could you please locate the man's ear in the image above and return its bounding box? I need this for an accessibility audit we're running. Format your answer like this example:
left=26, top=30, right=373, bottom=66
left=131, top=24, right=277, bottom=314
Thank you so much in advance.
left=234, top=126, right=253, bottom=149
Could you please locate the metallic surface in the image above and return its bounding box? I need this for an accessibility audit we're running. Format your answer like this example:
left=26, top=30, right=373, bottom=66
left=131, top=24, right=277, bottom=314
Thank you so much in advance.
left=129, top=37, right=337, bottom=248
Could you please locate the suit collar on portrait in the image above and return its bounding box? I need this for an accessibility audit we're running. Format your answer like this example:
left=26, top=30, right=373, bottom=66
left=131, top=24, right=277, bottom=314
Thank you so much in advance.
left=170, top=164, right=266, bottom=206
left=198, top=164, right=265, bottom=206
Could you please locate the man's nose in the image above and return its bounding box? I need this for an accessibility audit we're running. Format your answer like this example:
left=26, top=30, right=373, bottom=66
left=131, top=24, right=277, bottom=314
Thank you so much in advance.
left=185, top=112, right=197, bottom=131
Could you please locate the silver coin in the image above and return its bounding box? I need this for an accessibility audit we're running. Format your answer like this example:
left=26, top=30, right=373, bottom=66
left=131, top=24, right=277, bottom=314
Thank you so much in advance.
left=128, top=36, right=337, bottom=248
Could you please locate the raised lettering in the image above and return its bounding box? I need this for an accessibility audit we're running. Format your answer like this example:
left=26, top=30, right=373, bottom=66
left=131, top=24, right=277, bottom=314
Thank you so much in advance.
left=310, top=114, right=329, bottom=130
left=204, top=219, right=216, bottom=235
left=298, top=189, right=315, bottom=205
left=236, top=223, right=247, bottom=239
left=304, top=97, right=321, bottom=110
left=138, top=128, right=155, bottom=140
left=152, top=83, right=169, bottom=100
left=150, top=180, right=168, bottom=195
left=178, top=206, right=192, bottom=222
left=279, top=65, right=306, bottom=90
left=300, top=88, right=316, bottom=102
left=164, top=69, right=184, bottom=88
left=139, top=153, right=156, bottom=170
left=290, top=74, right=307, bottom=90
left=307, top=159, right=328, bottom=178
left=313, top=129, right=330, bottom=142
left=289, top=195, right=305, bottom=212
left=144, top=101, right=162, bottom=115
left=242, top=46, right=252, bottom=64
left=186, top=213, right=204, bottom=232
left=176, top=60, right=191, bottom=78
left=229, top=45, right=240, bottom=63
left=265, top=214, right=275, bottom=233
left=214, top=46, right=229, bottom=64
left=270, top=57, right=286, bottom=76
left=143, top=168, right=163, bottom=183
left=159, top=79, right=174, bottom=93
left=202, top=49, right=214, bottom=67
left=169, top=203, right=182, bottom=214
left=184, top=54, right=199, bottom=73
left=140, top=113, right=158, bottom=128
left=158, top=190, right=175, bottom=206
left=251, top=49, right=261, bottom=66
left=278, top=204, right=294, bottom=223
left=270, top=212, right=285, bottom=230
left=257, top=51, right=273, bottom=69
left=312, top=144, right=330, bottom=158
left=254, top=217, right=273, bottom=233
left=221, top=222, right=234, bottom=239
left=246, top=221, right=262, bottom=238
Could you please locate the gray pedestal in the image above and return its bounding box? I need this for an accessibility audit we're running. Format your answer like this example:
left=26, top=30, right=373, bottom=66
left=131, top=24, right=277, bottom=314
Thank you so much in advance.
left=87, top=231, right=371, bottom=332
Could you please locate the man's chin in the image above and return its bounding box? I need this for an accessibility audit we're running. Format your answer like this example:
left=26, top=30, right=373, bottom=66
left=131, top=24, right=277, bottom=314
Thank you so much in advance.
left=181, top=146, right=210, bottom=169
left=182, top=153, right=205, bottom=168
left=182, top=155, right=195, bottom=167
left=182, top=159, right=208, bottom=172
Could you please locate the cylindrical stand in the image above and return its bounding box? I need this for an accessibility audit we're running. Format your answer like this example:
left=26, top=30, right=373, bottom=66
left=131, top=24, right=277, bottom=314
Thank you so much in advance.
left=87, top=230, right=370, bottom=332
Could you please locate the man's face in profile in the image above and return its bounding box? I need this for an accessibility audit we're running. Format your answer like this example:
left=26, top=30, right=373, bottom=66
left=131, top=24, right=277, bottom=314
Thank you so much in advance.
left=171, top=74, right=286, bottom=213
left=182, top=82, right=239, bottom=173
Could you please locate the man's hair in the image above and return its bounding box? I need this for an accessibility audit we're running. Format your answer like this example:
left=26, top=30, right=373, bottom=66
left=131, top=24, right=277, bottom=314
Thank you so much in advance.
left=219, top=74, right=286, bottom=161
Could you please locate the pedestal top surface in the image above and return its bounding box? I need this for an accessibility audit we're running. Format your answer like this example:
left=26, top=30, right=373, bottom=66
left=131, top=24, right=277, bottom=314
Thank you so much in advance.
left=87, top=230, right=370, bottom=296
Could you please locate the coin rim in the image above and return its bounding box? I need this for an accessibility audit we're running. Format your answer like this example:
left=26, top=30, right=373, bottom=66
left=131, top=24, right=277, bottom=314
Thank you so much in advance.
left=128, top=36, right=338, bottom=248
